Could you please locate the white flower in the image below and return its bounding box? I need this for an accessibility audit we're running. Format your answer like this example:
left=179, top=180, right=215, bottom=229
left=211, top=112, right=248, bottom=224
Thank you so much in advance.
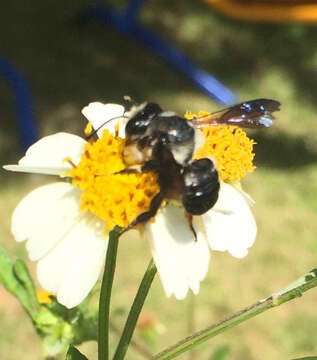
left=4, top=102, right=257, bottom=308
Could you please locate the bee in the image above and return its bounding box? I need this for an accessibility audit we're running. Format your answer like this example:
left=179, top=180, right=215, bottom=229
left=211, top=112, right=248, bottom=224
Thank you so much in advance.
left=100, top=99, right=280, bottom=235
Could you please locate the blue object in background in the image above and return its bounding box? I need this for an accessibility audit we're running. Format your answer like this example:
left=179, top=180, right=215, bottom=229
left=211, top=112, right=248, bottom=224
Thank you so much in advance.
left=0, top=56, right=38, bottom=152
left=80, top=1, right=237, bottom=106
left=0, top=2, right=235, bottom=153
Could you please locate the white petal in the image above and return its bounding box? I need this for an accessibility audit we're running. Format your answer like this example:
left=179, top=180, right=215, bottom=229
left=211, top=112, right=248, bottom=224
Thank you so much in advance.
left=4, top=165, right=67, bottom=175
left=12, top=181, right=107, bottom=307
left=230, top=182, right=255, bottom=207
left=146, top=204, right=210, bottom=299
left=12, top=183, right=84, bottom=260
left=202, top=183, right=257, bottom=258
left=4, top=133, right=86, bottom=175
left=37, top=213, right=107, bottom=308
left=81, top=102, right=127, bottom=138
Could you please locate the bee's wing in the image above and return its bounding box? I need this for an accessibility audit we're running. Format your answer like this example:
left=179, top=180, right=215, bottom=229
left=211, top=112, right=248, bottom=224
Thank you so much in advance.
left=192, top=99, right=281, bottom=129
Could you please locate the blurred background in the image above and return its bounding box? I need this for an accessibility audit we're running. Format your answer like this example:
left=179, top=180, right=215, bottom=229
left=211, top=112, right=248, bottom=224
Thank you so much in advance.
left=1, top=1, right=317, bottom=359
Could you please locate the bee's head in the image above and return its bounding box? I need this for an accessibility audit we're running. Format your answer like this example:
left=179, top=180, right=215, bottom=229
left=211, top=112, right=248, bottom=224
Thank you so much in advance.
left=125, top=102, right=162, bottom=141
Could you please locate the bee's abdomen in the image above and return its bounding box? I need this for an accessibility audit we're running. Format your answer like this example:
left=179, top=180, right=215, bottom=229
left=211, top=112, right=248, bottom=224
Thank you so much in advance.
left=182, top=158, right=220, bottom=215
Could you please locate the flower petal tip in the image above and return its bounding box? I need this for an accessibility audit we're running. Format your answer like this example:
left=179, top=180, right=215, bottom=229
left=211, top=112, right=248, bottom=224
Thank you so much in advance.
left=4, top=133, right=87, bottom=175
left=56, top=293, right=82, bottom=309
left=81, top=102, right=125, bottom=123
left=229, top=248, right=249, bottom=259
left=203, top=182, right=257, bottom=258
left=3, top=165, right=14, bottom=171
left=81, top=102, right=126, bottom=138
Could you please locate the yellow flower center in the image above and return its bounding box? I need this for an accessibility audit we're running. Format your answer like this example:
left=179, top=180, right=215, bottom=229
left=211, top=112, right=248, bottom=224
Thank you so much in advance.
left=185, top=111, right=256, bottom=182
left=68, top=130, right=159, bottom=230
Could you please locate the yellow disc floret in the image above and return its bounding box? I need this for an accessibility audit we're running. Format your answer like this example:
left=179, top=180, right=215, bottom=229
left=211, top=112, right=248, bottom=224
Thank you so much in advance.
left=84, top=121, right=93, bottom=136
left=185, top=111, right=256, bottom=182
left=37, top=290, right=53, bottom=304
left=68, top=130, right=159, bottom=230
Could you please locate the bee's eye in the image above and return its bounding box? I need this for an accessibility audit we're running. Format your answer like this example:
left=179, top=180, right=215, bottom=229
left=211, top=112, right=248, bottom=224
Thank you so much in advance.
left=139, top=103, right=162, bottom=120
left=126, top=103, right=162, bottom=137
left=125, top=118, right=149, bottom=136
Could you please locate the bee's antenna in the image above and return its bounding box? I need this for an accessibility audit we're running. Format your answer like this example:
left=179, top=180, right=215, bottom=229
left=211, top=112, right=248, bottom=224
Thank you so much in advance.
left=86, top=115, right=129, bottom=140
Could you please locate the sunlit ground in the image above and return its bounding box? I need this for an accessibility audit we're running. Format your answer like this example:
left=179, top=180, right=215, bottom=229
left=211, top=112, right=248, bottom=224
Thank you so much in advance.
left=1, top=1, right=317, bottom=359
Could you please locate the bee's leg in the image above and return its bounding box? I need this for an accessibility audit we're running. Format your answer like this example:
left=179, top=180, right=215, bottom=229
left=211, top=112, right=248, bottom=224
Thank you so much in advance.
left=120, top=192, right=164, bottom=236
left=113, top=160, right=159, bottom=175
left=184, top=211, right=197, bottom=241
left=94, top=165, right=142, bottom=178
left=113, top=165, right=143, bottom=175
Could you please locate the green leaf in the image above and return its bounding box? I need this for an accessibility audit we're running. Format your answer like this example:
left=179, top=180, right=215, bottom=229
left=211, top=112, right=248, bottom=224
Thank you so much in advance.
left=14, top=259, right=39, bottom=309
left=208, top=345, right=230, bottom=360
left=0, top=244, right=20, bottom=291
left=66, top=345, right=88, bottom=360
left=0, top=245, right=38, bottom=317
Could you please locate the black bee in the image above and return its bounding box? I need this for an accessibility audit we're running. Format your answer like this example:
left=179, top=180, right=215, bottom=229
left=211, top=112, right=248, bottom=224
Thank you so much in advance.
left=84, top=99, right=280, bottom=235
left=116, top=98, right=280, bottom=236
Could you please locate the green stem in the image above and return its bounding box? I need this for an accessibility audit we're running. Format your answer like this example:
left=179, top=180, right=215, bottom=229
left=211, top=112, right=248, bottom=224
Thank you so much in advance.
left=187, top=293, right=196, bottom=360
left=113, top=259, right=157, bottom=360
left=153, top=268, right=317, bottom=360
left=98, top=226, right=121, bottom=360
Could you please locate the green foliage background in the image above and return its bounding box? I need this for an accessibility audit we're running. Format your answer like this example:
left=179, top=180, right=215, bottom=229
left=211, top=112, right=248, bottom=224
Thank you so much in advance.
left=1, top=1, right=317, bottom=359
